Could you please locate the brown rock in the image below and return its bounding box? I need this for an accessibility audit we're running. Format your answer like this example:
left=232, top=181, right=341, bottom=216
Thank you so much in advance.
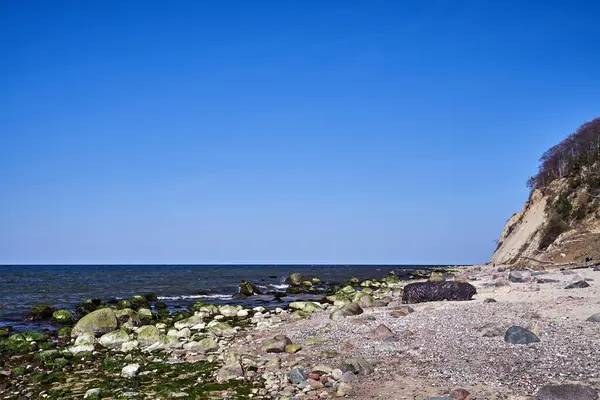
left=451, top=388, right=470, bottom=400
left=369, top=324, right=395, bottom=340
left=389, top=311, right=409, bottom=318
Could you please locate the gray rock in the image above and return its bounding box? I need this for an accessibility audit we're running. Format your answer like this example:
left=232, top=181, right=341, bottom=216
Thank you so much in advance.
left=137, top=325, right=163, bottom=346
left=504, top=326, right=540, bottom=344
left=587, top=313, right=600, bottom=323
left=265, top=335, right=292, bottom=353
left=84, top=388, right=102, bottom=399
left=121, top=363, right=140, bottom=378
left=565, top=280, right=590, bottom=289
left=536, top=384, right=598, bottom=400
left=285, top=368, right=307, bottom=385
left=509, top=270, right=532, bottom=283
left=340, top=371, right=357, bottom=382
left=342, top=357, right=374, bottom=376
left=99, top=329, right=130, bottom=349
left=216, top=366, right=243, bottom=382
left=330, top=302, right=364, bottom=320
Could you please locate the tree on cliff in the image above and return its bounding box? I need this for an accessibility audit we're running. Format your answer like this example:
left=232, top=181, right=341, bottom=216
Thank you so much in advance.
left=527, top=118, right=600, bottom=191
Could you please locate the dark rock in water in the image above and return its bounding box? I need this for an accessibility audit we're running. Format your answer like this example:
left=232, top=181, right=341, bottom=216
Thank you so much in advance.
left=565, top=280, right=590, bottom=289
left=484, top=298, right=497, bottom=303
left=536, top=384, right=598, bottom=400
left=154, top=301, right=167, bottom=310
left=587, top=313, right=600, bottom=323
left=142, top=293, right=158, bottom=302
left=75, top=299, right=103, bottom=317
left=26, top=304, right=57, bottom=321
left=402, top=281, right=476, bottom=304
left=106, top=298, right=119, bottom=305
left=509, top=270, right=532, bottom=283
left=238, top=280, right=262, bottom=297
left=504, top=326, right=540, bottom=344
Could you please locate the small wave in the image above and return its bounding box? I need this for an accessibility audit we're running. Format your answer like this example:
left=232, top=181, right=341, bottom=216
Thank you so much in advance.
left=157, top=294, right=233, bottom=300
left=270, top=284, right=289, bottom=290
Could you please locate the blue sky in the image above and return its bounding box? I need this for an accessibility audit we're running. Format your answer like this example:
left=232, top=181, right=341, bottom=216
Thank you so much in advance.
left=1, top=1, right=599, bottom=265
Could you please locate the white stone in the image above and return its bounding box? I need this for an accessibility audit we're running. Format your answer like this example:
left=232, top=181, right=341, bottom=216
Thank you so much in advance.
left=121, top=363, right=141, bottom=378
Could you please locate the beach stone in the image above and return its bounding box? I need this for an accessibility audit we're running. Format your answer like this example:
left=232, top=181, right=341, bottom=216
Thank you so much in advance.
left=536, top=383, right=598, bottom=399
left=484, top=298, right=497, bottom=303
left=137, top=325, right=163, bottom=346
left=402, top=281, right=476, bottom=304
left=285, top=344, right=302, bottom=353
left=357, top=294, right=376, bottom=308
left=99, top=329, right=130, bottom=349
left=450, top=388, right=471, bottom=400
left=504, top=326, right=540, bottom=344
left=369, top=324, right=395, bottom=340
left=565, top=280, right=590, bottom=289
left=331, top=369, right=343, bottom=380
left=75, top=331, right=96, bottom=346
left=236, top=309, right=249, bottom=317
left=340, top=371, right=357, bottom=382
left=329, top=303, right=364, bottom=321
left=120, top=340, right=139, bottom=352
left=115, top=309, right=141, bottom=329
left=312, top=364, right=333, bottom=375
left=265, top=335, right=292, bottom=353
left=483, top=327, right=505, bottom=337
left=84, top=388, right=102, bottom=399
left=207, top=322, right=236, bottom=337
left=183, top=337, right=218, bottom=353
left=509, top=270, right=532, bottom=283
left=342, top=357, right=374, bottom=376
left=52, top=310, right=74, bottom=324
left=72, top=308, right=118, bottom=337
left=427, top=397, right=452, bottom=400
left=587, top=313, right=600, bottom=322
left=137, top=308, right=153, bottom=322
left=174, top=314, right=205, bottom=330
left=286, top=368, right=307, bottom=385
left=218, top=305, right=241, bottom=317
left=337, top=382, right=352, bottom=396
left=121, top=363, right=140, bottom=378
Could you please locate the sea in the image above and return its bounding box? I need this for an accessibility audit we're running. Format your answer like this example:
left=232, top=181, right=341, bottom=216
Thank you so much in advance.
left=0, top=264, right=451, bottom=331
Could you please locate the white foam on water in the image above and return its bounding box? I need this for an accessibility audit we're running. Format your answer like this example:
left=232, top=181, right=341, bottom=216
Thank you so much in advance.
left=270, top=284, right=289, bottom=290
left=157, top=294, right=233, bottom=300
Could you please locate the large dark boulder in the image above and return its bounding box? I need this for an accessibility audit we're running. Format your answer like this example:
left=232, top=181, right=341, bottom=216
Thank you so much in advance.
left=402, top=281, right=476, bottom=304
left=536, top=384, right=598, bottom=399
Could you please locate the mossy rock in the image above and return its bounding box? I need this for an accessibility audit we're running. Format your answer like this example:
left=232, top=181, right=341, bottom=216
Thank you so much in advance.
left=75, top=299, right=103, bottom=317
left=137, top=325, right=163, bottom=346
left=301, top=281, right=313, bottom=287
left=137, top=308, right=153, bottom=323
left=117, top=300, right=132, bottom=309
left=311, top=278, right=321, bottom=284
left=0, top=338, right=35, bottom=355
left=207, top=322, right=236, bottom=337
left=142, top=292, right=158, bottom=302
left=35, top=349, right=61, bottom=365
left=27, top=304, right=56, bottom=321
left=285, top=344, right=302, bottom=353
left=339, top=286, right=356, bottom=295
left=72, top=308, right=118, bottom=337
left=11, top=366, right=26, bottom=376
left=287, top=287, right=303, bottom=295
left=130, top=295, right=149, bottom=310
left=0, top=327, right=10, bottom=339
left=11, top=331, right=47, bottom=342
left=286, top=272, right=303, bottom=285
left=171, top=310, right=192, bottom=322
left=52, top=310, right=75, bottom=325
left=58, top=327, right=72, bottom=338
left=155, top=301, right=167, bottom=309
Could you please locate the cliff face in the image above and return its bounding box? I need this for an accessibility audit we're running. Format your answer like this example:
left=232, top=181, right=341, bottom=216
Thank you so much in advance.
left=491, top=179, right=600, bottom=267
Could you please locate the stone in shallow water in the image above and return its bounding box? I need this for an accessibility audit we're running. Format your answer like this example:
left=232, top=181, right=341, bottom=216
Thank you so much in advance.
left=504, top=326, right=540, bottom=344
left=536, top=384, right=598, bottom=400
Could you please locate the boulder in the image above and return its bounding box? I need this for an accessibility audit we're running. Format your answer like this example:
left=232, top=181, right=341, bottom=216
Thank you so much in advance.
left=183, top=337, right=218, bottom=353
left=218, top=305, right=241, bottom=317
left=504, top=326, right=540, bottom=344
left=115, top=309, right=141, bottom=329
left=75, top=299, right=103, bottom=317
left=27, top=304, right=56, bottom=321
left=536, top=384, right=598, bottom=399
left=138, top=308, right=153, bottom=322
left=402, top=281, right=476, bottom=304
left=99, top=329, right=130, bottom=349
left=72, top=308, right=118, bottom=337
left=357, top=294, right=375, bottom=308
left=265, top=335, right=292, bottom=353
left=52, top=310, right=74, bottom=324
left=136, top=325, right=163, bottom=346
left=174, top=314, right=205, bottom=330
left=206, top=322, right=236, bottom=337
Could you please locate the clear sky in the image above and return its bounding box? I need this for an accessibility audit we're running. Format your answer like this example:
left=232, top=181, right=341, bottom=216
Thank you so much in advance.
left=1, top=1, right=599, bottom=265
